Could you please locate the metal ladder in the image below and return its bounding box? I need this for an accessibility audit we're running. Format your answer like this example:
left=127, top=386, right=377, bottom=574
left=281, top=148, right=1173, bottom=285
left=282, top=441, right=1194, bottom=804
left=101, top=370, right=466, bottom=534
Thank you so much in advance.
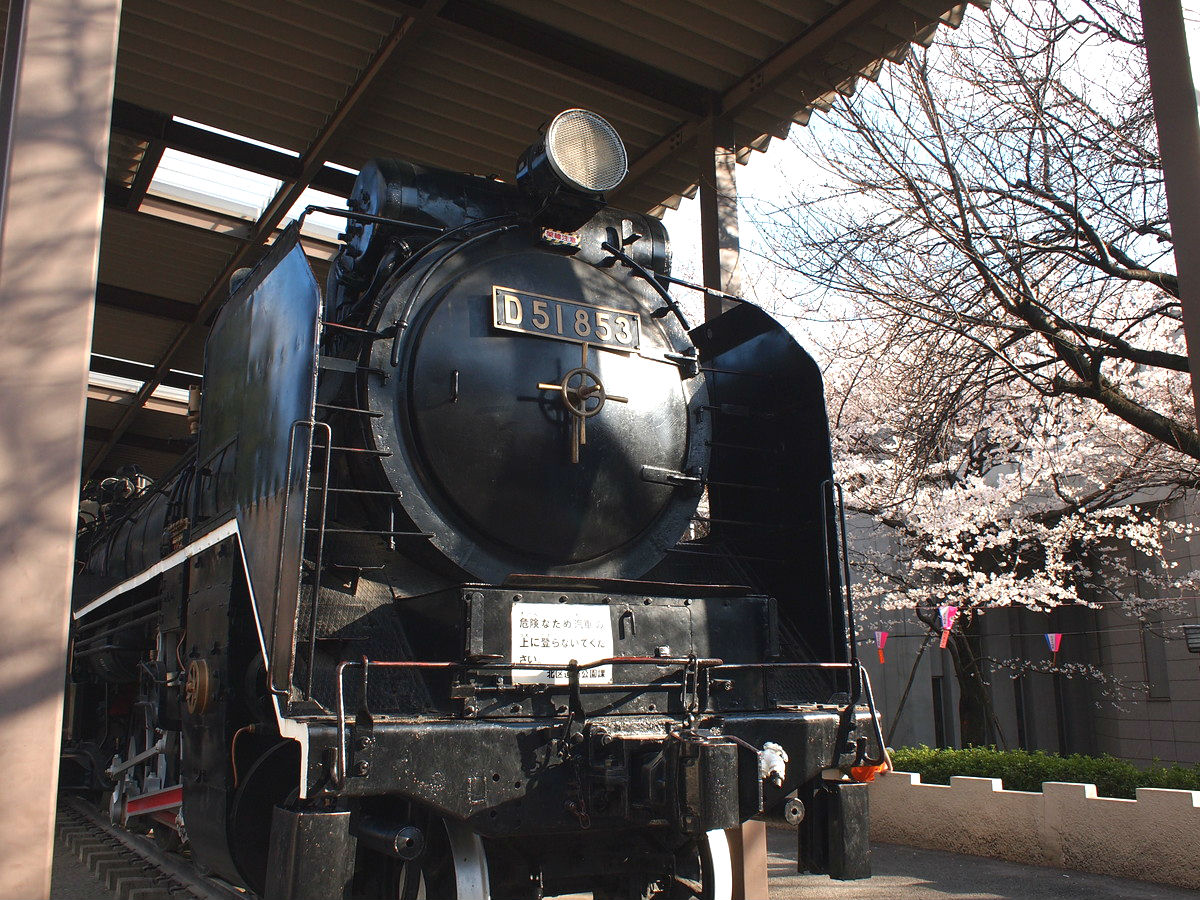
left=293, top=320, right=434, bottom=701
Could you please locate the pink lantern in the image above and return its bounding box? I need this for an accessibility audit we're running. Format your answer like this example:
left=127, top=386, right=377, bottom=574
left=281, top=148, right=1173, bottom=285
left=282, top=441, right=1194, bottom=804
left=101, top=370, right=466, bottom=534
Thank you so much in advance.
left=938, top=605, right=958, bottom=648
left=1046, top=632, right=1062, bottom=662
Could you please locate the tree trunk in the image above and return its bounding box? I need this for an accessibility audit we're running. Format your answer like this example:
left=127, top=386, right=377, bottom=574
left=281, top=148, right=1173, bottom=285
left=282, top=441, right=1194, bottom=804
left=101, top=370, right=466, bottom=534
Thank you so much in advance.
left=947, top=634, right=991, bottom=746
left=914, top=604, right=1000, bottom=746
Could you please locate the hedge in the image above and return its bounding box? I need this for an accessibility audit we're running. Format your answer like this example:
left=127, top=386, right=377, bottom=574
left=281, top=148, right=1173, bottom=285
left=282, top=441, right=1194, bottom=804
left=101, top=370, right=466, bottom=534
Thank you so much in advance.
left=889, top=746, right=1200, bottom=799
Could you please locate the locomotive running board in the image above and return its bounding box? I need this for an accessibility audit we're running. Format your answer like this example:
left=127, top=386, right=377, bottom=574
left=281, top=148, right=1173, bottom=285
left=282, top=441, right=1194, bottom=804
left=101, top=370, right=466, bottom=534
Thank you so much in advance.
left=72, top=518, right=240, bottom=620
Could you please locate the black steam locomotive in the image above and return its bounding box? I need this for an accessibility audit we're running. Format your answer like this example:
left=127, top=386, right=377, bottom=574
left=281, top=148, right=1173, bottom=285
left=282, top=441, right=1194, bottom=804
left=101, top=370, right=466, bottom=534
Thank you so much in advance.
left=65, top=109, right=885, bottom=899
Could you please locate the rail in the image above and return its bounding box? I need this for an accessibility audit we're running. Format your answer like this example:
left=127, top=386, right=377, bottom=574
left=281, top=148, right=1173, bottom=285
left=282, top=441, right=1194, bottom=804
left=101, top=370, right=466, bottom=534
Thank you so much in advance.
left=57, top=796, right=242, bottom=900
left=304, top=421, right=333, bottom=698
left=268, top=309, right=436, bottom=703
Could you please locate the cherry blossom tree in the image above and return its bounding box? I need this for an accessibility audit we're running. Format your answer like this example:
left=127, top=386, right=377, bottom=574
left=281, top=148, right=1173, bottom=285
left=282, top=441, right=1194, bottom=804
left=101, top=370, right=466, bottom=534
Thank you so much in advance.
left=762, top=0, right=1193, bottom=459
left=751, top=0, right=1200, bottom=744
left=829, top=334, right=1197, bottom=743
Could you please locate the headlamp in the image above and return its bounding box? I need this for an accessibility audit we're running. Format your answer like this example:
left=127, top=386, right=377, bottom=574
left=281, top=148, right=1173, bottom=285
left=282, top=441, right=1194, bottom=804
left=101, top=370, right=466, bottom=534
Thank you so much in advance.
left=542, top=109, right=627, bottom=194
left=516, top=109, right=627, bottom=229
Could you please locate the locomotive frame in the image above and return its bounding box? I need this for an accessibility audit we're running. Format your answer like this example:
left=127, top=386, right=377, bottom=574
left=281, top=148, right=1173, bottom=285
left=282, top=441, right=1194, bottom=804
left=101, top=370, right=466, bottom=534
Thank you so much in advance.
left=64, top=110, right=886, bottom=900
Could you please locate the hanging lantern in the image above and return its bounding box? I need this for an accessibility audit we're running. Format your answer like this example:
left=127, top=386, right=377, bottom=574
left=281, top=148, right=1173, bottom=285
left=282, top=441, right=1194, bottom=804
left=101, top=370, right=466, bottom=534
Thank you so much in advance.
left=1046, top=632, right=1062, bottom=663
left=938, top=605, right=958, bottom=649
left=875, top=630, right=889, bottom=664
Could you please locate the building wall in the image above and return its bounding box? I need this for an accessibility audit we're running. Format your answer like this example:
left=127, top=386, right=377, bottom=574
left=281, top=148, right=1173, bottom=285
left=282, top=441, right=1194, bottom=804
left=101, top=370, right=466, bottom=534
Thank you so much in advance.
left=851, top=497, right=1200, bottom=765
left=848, top=512, right=959, bottom=750
left=1086, top=494, right=1200, bottom=765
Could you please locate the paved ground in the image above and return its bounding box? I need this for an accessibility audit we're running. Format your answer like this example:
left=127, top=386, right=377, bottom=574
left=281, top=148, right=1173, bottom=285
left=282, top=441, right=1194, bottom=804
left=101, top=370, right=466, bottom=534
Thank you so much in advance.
left=51, top=824, right=1200, bottom=899
left=766, top=827, right=1200, bottom=900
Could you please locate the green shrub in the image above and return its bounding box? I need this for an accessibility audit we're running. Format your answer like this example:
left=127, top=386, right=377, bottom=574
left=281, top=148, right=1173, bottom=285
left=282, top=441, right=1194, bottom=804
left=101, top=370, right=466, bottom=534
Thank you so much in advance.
left=888, top=746, right=1200, bottom=799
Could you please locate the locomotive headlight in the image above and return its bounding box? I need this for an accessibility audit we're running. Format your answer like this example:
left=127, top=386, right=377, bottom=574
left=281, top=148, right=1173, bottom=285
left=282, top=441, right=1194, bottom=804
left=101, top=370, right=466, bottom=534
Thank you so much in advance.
left=517, top=109, right=627, bottom=207
left=543, top=109, right=627, bottom=194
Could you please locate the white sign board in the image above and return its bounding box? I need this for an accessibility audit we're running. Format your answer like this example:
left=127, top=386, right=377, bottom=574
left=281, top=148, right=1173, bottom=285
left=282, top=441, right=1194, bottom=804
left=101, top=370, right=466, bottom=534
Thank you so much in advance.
left=510, top=602, right=614, bottom=684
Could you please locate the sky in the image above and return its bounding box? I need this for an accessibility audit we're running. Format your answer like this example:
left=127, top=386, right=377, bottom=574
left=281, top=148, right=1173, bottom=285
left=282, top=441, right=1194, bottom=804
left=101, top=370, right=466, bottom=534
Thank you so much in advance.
left=660, top=1, right=1200, bottom=352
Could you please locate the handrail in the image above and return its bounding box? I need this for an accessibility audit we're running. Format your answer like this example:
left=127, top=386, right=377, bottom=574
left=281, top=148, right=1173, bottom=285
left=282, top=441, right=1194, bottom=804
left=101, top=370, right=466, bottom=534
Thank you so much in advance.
left=331, top=655, right=724, bottom=786
left=303, top=421, right=333, bottom=699
left=266, top=418, right=322, bottom=697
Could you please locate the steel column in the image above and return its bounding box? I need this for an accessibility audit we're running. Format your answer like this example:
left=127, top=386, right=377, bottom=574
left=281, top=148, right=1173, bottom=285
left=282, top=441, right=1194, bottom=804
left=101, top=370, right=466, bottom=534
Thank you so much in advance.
left=701, top=116, right=762, bottom=895
left=699, top=118, right=743, bottom=322
left=1142, top=0, right=1200, bottom=421
left=0, top=0, right=122, bottom=896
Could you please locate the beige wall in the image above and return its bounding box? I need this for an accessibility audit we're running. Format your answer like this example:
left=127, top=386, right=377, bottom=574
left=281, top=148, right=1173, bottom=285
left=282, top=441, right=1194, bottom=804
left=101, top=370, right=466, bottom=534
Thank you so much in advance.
left=871, top=772, right=1200, bottom=889
left=0, top=0, right=122, bottom=897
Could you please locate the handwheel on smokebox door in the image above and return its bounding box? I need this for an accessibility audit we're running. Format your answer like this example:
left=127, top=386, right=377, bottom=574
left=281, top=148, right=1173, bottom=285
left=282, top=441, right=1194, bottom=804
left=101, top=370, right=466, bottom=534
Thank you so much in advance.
left=536, top=341, right=628, bottom=464
left=592, top=831, right=733, bottom=900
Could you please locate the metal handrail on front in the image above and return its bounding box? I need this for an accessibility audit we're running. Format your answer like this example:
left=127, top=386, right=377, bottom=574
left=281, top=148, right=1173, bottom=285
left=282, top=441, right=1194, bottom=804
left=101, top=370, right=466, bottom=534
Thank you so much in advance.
left=326, top=655, right=889, bottom=787
left=303, top=423, right=333, bottom=698
left=331, top=655, right=725, bottom=786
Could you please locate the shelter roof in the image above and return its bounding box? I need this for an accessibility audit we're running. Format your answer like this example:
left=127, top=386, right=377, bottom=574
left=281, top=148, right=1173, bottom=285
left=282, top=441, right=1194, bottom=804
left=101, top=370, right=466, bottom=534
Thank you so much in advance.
left=5, top=0, right=983, bottom=476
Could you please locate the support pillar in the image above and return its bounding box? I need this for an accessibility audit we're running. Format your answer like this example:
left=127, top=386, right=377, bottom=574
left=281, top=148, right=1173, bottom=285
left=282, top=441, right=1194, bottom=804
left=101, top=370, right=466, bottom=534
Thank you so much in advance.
left=1142, top=1, right=1200, bottom=422
left=726, top=820, right=770, bottom=900
left=702, top=114, right=765, bottom=900
left=699, top=117, right=743, bottom=322
left=0, top=0, right=122, bottom=896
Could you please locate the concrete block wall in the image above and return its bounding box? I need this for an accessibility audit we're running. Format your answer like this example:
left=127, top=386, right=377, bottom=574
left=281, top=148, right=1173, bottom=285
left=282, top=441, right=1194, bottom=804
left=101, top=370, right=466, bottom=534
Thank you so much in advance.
left=871, top=772, right=1200, bottom=889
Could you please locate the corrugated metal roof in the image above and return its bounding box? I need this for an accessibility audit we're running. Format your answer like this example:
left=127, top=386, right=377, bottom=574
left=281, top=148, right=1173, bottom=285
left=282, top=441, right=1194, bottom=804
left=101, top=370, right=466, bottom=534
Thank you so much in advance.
left=86, top=0, right=985, bottom=475
left=114, top=0, right=396, bottom=154
left=100, top=209, right=238, bottom=307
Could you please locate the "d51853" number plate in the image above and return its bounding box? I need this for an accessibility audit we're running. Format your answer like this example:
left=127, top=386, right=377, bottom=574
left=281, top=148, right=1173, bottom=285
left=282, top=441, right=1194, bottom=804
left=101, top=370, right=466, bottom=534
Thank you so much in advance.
left=492, top=286, right=641, bottom=351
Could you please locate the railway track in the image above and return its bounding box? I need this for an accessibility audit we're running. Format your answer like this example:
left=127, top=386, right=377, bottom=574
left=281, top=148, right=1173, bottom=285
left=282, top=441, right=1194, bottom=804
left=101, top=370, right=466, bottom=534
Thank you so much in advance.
left=55, top=796, right=245, bottom=900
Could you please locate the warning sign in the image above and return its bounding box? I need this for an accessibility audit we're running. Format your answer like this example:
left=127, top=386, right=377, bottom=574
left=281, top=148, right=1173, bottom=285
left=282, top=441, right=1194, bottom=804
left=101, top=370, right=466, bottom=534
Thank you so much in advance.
left=510, top=602, right=614, bottom=684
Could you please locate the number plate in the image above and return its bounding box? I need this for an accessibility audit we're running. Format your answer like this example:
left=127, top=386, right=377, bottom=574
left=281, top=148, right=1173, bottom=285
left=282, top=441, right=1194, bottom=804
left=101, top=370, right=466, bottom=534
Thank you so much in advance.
left=511, top=602, right=614, bottom=684
left=492, top=286, right=641, bottom=351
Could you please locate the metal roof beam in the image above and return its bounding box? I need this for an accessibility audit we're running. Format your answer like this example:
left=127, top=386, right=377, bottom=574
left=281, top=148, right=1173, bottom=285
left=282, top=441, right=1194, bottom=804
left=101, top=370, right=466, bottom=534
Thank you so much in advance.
left=111, top=98, right=357, bottom=197
left=125, top=138, right=165, bottom=210
left=364, top=0, right=711, bottom=118
left=84, top=424, right=187, bottom=459
left=436, top=0, right=713, bottom=117
left=96, top=282, right=197, bottom=323
left=90, top=353, right=198, bottom=391
left=85, top=10, right=431, bottom=478
left=613, top=0, right=898, bottom=204
left=100, top=193, right=340, bottom=268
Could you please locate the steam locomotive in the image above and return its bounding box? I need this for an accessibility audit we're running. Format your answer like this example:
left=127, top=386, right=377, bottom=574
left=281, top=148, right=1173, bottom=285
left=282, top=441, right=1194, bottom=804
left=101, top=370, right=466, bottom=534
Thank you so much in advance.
left=64, top=109, right=885, bottom=899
